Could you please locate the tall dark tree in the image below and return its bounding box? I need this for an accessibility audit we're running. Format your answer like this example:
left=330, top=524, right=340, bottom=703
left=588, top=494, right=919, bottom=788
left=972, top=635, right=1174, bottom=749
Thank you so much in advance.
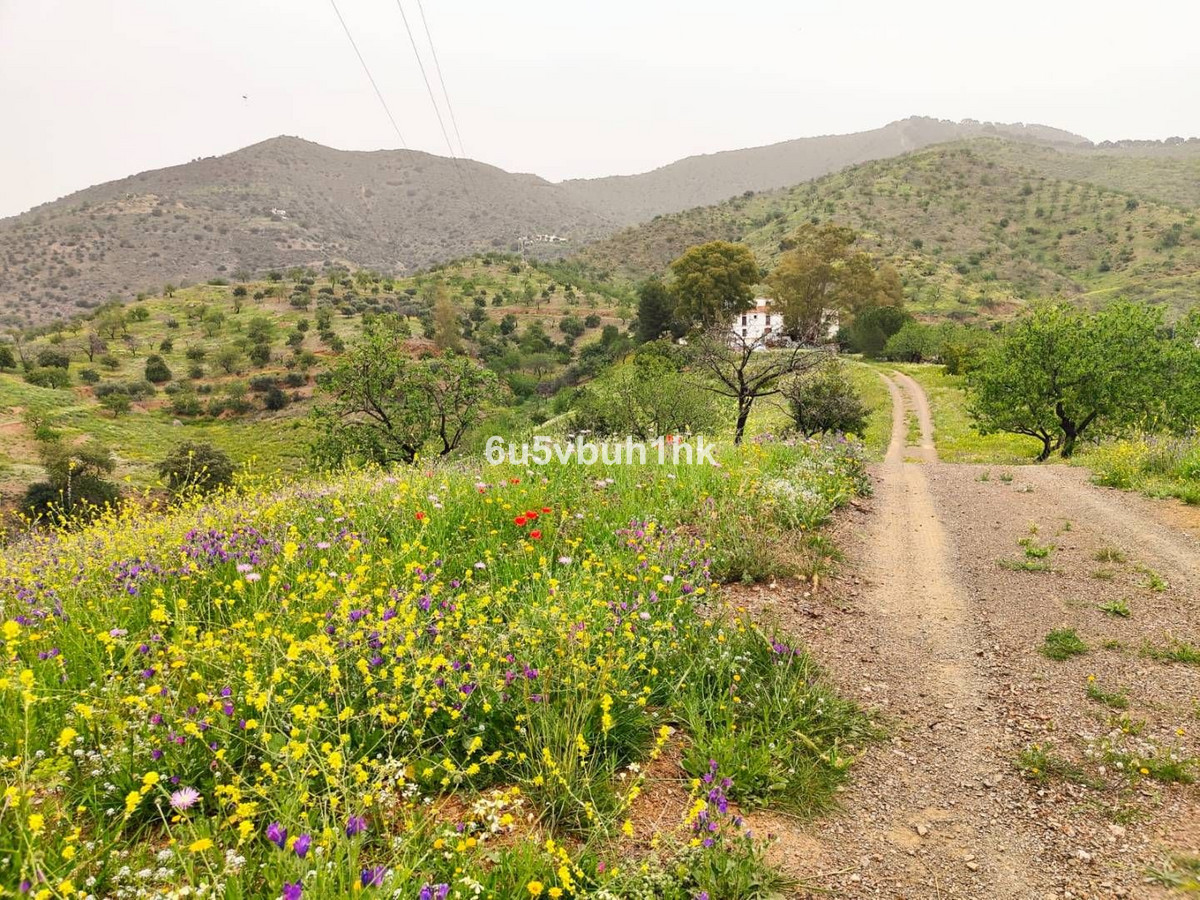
left=635, top=279, right=676, bottom=344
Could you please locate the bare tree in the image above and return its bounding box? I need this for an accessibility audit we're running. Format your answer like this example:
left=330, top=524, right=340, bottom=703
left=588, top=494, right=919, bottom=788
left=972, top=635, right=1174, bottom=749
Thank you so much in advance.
left=690, top=327, right=830, bottom=444
left=84, top=332, right=107, bottom=362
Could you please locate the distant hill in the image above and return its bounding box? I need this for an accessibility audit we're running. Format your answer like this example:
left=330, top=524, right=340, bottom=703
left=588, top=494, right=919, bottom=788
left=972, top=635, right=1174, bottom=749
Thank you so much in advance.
left=575, top=139, right=1200, bottom=321
left=4, top=118, right=1199, bottom=327
left=0, top=137, right=612, bottom=326
left=557, top=117, right=1090, bottom=222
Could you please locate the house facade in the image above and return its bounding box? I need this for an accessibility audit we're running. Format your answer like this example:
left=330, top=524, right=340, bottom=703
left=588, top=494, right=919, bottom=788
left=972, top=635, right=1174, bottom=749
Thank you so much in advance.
left=732, top=298, right=783, bottom=346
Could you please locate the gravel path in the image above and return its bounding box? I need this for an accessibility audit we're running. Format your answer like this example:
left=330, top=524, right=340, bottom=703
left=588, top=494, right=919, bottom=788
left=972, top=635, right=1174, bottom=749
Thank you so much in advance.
left=748, top=371, right=1199, bottom=899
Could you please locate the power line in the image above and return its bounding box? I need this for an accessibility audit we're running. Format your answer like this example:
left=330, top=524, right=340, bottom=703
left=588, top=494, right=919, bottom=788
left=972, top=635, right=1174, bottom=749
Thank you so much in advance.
left=328, top=0, right=408, bottom=150
left=414, top=0, right=468, bottom=160
left=394, top=0, right=458, bottom=164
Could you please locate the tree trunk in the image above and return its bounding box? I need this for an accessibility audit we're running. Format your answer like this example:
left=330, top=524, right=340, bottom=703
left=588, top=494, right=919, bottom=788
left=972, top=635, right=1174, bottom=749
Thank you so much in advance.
left=1060, top=422, right=1078, bottom=458
left=1036, top=435, right=1054, bottom=462
left=734, top=398, right=753, bottom=445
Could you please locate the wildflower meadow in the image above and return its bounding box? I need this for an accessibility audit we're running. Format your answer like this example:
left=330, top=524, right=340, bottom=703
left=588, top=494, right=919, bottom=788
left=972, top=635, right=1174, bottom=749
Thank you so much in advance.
left=1, top=439, right=871, bottom=899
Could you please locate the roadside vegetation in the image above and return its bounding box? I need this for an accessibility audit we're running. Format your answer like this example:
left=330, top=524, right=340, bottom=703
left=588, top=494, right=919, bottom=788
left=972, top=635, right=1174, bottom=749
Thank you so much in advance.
left=0, top=439, right=872, bottom=898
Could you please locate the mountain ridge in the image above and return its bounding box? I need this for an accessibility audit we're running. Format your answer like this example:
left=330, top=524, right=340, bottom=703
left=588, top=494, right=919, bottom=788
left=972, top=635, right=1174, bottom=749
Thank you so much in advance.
left=3, top=116, right=1198, bottom=327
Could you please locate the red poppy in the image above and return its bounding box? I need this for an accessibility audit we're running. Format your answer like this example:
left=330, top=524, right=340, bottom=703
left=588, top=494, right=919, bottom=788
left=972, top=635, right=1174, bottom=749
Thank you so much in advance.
left=542, top=506, right=552, bottom=513
left=510, top=477, right=520, bottom=484
left=529, top=529, right=543, bottom=540
left=525, top=511, right=538, bottom=521
left=415, top=511, right=426, bottom=521
left=514, top=516, right=527, bottom=526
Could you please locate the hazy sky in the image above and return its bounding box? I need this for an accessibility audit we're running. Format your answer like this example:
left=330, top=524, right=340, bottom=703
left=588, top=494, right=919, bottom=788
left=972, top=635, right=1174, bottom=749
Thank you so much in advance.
left=2, top=0, right=1198, bottom=218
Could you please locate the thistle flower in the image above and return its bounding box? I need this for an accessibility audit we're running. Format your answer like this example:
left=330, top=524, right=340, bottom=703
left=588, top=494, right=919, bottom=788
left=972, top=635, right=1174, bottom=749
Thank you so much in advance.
left=169, top=786, right=200, bottom=811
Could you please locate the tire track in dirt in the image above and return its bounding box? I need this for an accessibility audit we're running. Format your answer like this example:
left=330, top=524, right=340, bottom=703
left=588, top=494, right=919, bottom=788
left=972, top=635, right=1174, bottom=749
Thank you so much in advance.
left=767, top=371, right=1049, bottom=898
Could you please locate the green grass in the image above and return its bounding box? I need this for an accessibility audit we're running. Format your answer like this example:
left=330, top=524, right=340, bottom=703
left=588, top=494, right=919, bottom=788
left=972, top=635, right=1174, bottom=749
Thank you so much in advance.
left=1041, top=628, right=1089, bottom=660
left=1141, top=639, right=1200, bottom=665
left=1016, top=744, right=1099, bottom=787
left=1086, top=679, right=1130, bottom=709
left=1080, top=435, right=1200, bottom=506
left=1149, top=855, right=1200, bottom=894
left=877, top=363, right=1043, bottom=464
left=845, top=361, right=893, bottom=461
left=0, top=374, right=312, bottom=489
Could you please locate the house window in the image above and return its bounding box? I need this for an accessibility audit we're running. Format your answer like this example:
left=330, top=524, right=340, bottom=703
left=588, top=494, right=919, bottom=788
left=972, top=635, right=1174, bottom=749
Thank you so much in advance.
left=741, top=328, right=747, bottom=336
left=741, top=315, right=747, bottom=325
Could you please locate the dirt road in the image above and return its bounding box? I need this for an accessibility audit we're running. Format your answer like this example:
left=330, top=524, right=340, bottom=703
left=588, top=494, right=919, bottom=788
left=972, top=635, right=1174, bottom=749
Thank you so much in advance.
left=757, top=371, right=1200, bottom=899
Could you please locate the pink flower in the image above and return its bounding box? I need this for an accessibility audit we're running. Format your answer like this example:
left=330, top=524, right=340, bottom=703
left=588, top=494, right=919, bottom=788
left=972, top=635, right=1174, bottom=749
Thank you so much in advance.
left=169, top=786, right=201, bottom=811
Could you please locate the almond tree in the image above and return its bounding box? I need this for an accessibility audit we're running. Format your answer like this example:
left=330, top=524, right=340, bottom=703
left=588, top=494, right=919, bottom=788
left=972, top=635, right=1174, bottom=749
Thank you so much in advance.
left=690, top=326, right=829, bottom=444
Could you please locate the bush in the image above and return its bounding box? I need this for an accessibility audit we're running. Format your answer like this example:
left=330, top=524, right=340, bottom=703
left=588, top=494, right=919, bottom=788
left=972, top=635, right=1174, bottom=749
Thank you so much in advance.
left=21, top=477, right=121, bottom=524
left=100, top=393, right=132, bottom=416
left=0, top=344, right=16, bottom=369
left=35, top=348, right=71, bottom=369
left=170, top=392, right=203, bottom=416
left=157, top=442, right=236, bottom=494
left=78, top=367, right=101, bottom=385
left=264, top=385, right=289, bottom=411
left=144, top=354, right=173, bottom=383
left=782, top=360, right=868, bottom=437
left=24, top=367, right=72, bottom=389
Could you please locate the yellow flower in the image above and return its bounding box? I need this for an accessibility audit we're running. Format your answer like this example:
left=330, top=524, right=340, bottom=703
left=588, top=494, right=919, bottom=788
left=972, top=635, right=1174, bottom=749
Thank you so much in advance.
left=188, top=838, right=214, bottom=853
left=28, top=813, right=45, bottom=834
left=142, top=771, right=160, bottom=787
left=526, top=882, right=544, bottom=897
left=57, top=727, right=78, bottom=751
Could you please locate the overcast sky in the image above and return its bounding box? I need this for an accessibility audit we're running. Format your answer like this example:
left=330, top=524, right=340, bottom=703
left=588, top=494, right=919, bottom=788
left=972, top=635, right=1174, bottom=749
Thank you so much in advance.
left=2, top=0, right=1198, bottom=218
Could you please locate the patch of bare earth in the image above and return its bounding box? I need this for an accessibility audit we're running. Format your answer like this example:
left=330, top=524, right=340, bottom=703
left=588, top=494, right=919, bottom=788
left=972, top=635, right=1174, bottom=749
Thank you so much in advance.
left=737, top=372, right=1198, bottom=899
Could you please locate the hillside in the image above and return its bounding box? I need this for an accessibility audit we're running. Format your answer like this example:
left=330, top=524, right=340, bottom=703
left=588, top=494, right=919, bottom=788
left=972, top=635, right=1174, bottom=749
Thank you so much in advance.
left=558, top=116, right=1090, bottom=222
left=0, top=138, right=613, bottom=327
left=0, top=254, right=633, bottom=504
left=6, top=120, right=1200, bottom=329
left=576, top=139, right=1200, bottom=321
left=0, top=118, right=1088, bottom=328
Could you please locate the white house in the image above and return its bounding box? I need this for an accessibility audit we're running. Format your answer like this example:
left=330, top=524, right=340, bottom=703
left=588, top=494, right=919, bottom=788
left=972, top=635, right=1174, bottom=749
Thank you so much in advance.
left=732, top=298, right=783, bottom=346
left=729, top=299, right=840, bottom=348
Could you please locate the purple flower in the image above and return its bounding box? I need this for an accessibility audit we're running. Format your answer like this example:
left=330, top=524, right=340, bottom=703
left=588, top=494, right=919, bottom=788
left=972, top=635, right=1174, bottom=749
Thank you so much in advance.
left=345, top=815, right=368, bottom=837
left=419, top=885, right=450, bottom=900
left=360, top=866, right=386, bottom=888
left=282, top=882, right=303, bottom=900
left=169, top=786, right=201, bottom=811
left=266, top=821, right=287, bottom=848
left=293, top=833, right=311, bottom=858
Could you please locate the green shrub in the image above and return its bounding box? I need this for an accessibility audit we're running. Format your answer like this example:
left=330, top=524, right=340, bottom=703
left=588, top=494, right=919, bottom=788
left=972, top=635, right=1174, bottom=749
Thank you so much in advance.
left=24, top=366, right=72, bottom=389
left=144, top=354, right=172, bottom=383
left=157, top=442, right=236, bottom=494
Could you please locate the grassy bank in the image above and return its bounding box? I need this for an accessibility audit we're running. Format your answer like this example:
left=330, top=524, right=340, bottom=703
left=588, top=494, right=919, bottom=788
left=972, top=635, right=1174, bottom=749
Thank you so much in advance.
left=0, top=438, right=871, bottom=899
